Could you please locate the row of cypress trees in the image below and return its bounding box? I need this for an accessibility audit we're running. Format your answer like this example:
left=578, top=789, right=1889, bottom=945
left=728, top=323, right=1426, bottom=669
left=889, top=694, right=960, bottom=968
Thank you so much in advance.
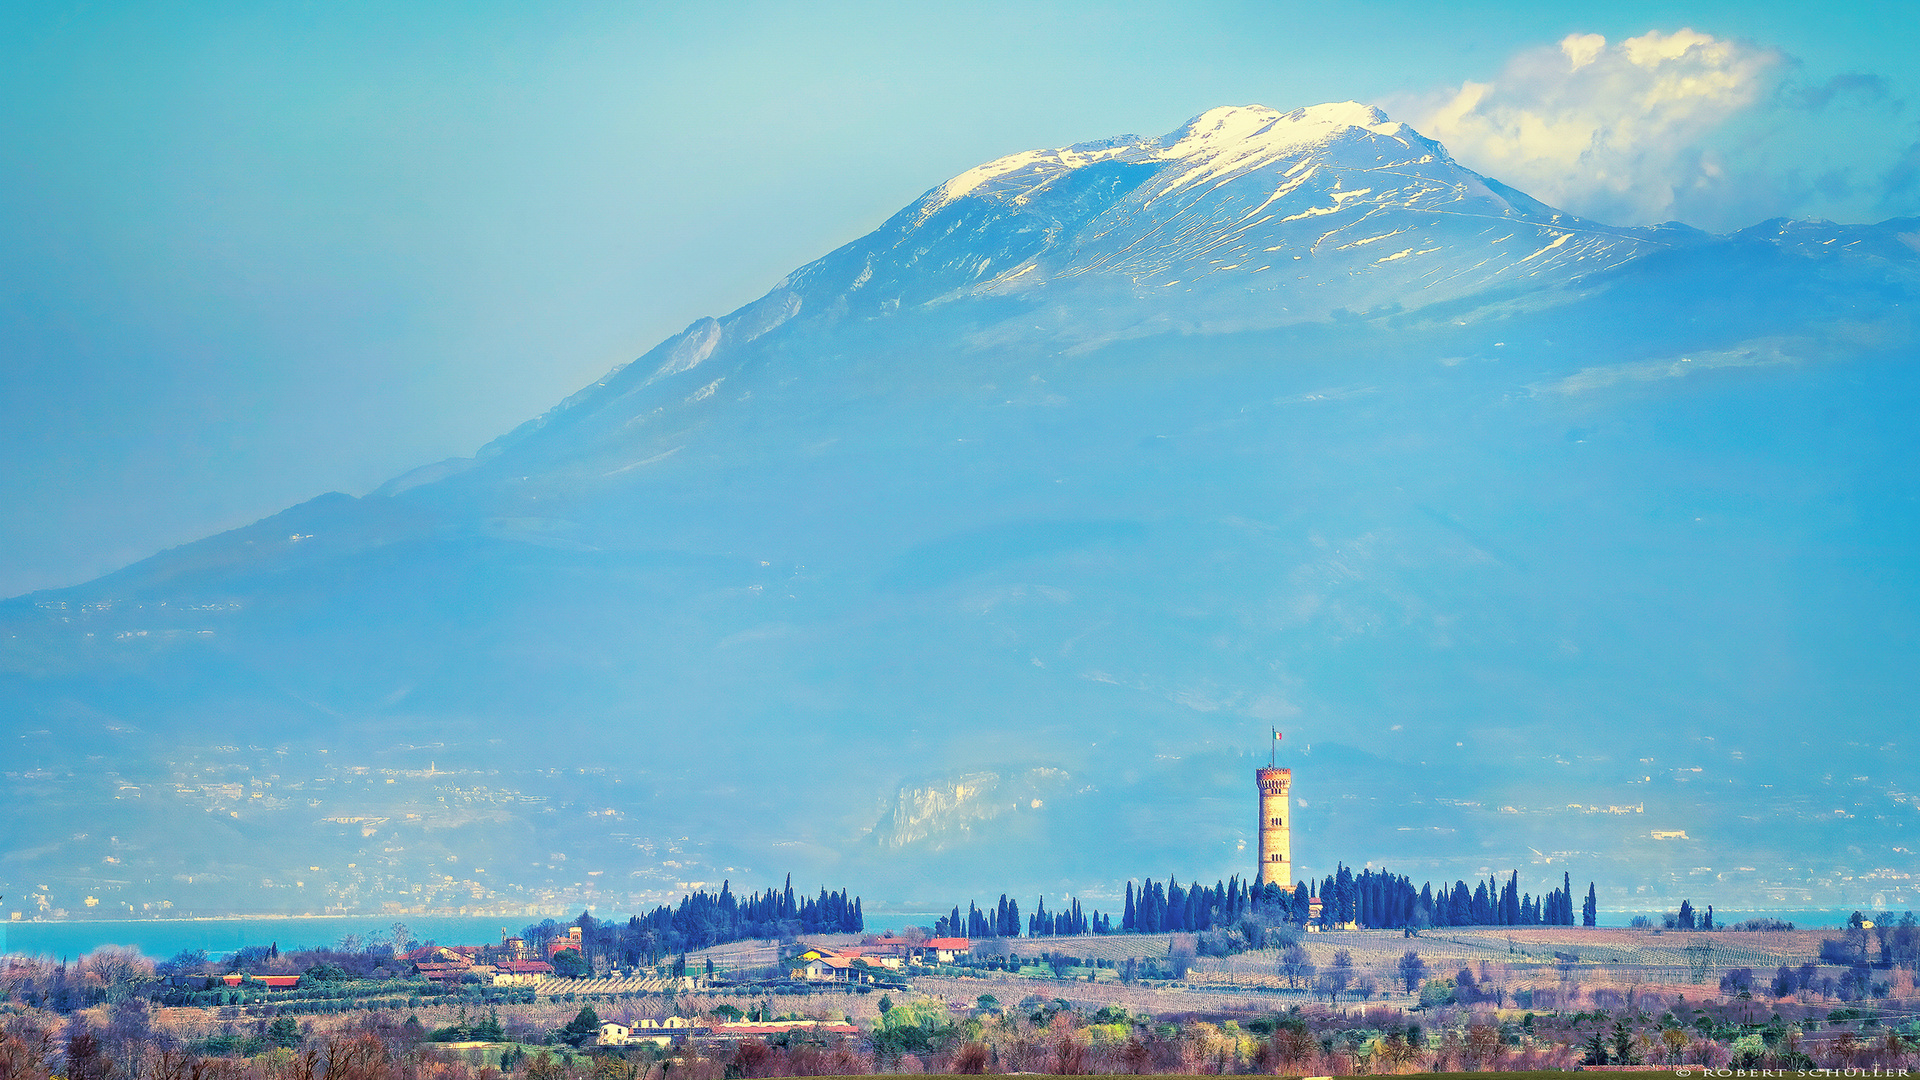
left=526, top=874, right=864, bottom=965
left=935, top=870, right=1600, bottom=939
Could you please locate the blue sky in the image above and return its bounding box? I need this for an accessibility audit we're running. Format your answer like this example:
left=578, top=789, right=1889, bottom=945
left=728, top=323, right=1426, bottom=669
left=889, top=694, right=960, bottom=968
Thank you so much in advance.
left=3, top=0, right=1916, bottom=597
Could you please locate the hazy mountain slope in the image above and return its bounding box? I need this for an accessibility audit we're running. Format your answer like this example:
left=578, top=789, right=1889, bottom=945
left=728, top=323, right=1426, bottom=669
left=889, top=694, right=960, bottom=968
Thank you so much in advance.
left=4, top=105, right=1918, bottom=921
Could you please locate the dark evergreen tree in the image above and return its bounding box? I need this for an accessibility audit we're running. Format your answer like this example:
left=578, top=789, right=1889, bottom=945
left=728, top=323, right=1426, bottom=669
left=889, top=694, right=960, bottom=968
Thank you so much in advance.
left=584, top=874, right=868, bottom=965
left=1095, top=866, right=1597, bottom=932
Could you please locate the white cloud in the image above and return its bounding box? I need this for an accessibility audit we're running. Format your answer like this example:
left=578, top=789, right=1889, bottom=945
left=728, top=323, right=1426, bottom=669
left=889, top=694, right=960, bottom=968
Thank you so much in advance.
left=1395, top=29, right=1784, bottom=226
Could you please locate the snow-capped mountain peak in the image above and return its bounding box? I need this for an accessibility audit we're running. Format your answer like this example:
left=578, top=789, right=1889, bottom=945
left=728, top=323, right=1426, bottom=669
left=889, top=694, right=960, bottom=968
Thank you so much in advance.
left=769, top=101, right=1647, bottom=345
left=926, top=102, right=1431, bottom=216
left=505, top=102, right=1668, bottom=452
left=1153, top=102, right=1417, bottom=164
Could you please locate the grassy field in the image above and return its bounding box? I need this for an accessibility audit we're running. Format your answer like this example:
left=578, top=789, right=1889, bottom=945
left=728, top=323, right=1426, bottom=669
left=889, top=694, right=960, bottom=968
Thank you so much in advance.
left=902, top=925, right=1863, bottom=1005
left=668, top=925, right=1871, bottom=1017
left=973, top=926, right=1829, bottom=966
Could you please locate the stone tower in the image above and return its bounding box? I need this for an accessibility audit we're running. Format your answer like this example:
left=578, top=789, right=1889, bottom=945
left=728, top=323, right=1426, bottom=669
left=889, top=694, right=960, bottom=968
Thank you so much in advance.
left=1256, top=764, right=1292, bottom=888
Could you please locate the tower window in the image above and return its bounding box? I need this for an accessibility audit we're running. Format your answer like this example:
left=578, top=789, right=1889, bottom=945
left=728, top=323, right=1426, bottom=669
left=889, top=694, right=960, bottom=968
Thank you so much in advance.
left=1269, top=816, right=1283, bottom=826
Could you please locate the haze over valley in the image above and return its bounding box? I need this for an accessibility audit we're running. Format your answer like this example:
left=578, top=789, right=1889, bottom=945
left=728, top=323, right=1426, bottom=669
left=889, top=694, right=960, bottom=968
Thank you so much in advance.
left=5, top=92, right=1916, bottom=923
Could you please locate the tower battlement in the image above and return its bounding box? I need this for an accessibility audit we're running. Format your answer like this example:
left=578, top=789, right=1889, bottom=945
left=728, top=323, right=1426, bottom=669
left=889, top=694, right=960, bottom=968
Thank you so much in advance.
left=1256, top=765, right=1292, bottom=887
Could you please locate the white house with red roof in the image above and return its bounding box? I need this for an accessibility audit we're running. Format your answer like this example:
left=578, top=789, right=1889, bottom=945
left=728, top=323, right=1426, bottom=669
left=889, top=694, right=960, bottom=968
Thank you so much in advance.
left=920, top=937, right=971, bottom=963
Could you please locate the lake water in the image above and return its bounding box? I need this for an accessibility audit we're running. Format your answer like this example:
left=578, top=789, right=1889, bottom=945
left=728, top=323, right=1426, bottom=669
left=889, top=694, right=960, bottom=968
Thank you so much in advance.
left=0, top=914, right=573, bottom=961
left=1, top=906, right=950, bottom=960
left=3, top=906, right=1888, bottom=961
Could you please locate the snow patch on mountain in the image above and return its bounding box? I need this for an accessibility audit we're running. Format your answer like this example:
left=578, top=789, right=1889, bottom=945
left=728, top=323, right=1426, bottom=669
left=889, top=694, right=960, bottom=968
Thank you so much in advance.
left=483, top=103, right=1918, bottom=466
left=646, top=317, right=724, bottom=384
left=924, top=103, right=1425, bottom=218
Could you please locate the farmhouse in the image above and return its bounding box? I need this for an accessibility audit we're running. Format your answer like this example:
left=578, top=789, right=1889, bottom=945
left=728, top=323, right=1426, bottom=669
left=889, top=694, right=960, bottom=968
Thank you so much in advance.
left=599, top=1016, right=703, bottom=1048
left=413, top=961, right=478, bottom=985
left=828, top=947, right=903, bottom=970
left=920, top=937, right=971, bottom=963
left=595, top=1023, right=631, bottom=1047
left=217, top=974, right=301, bottom=990
left=491, top=958, right=553, bottom=984
left=793, top=955, right=860, bottom=982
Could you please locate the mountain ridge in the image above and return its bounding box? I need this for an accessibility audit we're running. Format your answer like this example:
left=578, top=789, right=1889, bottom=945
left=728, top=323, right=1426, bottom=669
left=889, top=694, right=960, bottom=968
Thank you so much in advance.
left=2, top=102, right=1918, bottom=920
left=461, top=102, right=1911, bottom=484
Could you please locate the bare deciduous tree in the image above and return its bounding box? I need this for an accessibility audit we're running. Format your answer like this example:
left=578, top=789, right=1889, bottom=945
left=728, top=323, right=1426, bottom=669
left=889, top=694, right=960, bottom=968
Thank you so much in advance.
left=1277, top=943, right=1313, bottom=988
left=80, top=948, right=152, bottom=1004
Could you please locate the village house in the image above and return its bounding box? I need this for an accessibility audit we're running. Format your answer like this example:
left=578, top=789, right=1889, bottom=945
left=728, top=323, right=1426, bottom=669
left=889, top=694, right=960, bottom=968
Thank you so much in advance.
left=793, top=955, right=855, bottom=982
left=825, top=947, right=903, bottom=970
left=787, top=938, right=968, bottom=979
left=396, top=945, right=490, bottom=986
left=490, top=958, right=553, bottom=984
left=417, top=961, right=498, bottom=986
left=595, top=1022, right=631, bottom=1047
left=544, top=926, right=584, bottom=958
left=919, top=937, right=971, bottom=964
left=790, top=943, right=895, bottom=982
left=597, top=1016, right=703, bottom=1048
left=216, top=974, right=301, bottom=990
left=628, top=1015, right=699, bottom=1047
left=857, top=935, right=913, bottom=960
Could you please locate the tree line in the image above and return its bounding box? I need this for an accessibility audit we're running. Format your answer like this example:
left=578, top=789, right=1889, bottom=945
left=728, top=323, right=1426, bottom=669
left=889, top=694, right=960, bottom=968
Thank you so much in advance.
left=1289, top=866, right=1593, bottom=930
left=934, top=868, right=1599, bottom=939
left=520, top=874, right=863, bottom=967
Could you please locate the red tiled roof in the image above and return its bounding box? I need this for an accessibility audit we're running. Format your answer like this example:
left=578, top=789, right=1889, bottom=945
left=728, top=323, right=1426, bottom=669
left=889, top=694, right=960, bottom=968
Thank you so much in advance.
left=494, top=959, right=554, bottom=974
left=415, top=963, right=472, bottom=979
left=923, top=937, right=970, bottom=950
